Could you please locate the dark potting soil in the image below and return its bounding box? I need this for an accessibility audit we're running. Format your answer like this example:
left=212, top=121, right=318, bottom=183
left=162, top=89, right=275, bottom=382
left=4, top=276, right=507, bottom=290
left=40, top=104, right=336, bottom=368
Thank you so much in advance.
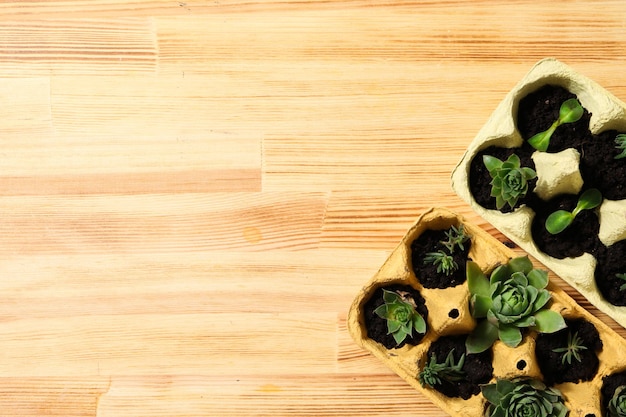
left=363, top=284, right=428, bottom=349
left=467, top=84, right=626, bottom=305
left=535, top=318, right=602, bottom=386
left=410, top=228, right=472, bottom=289
left=421, top=334, right=492, bottom=399
left=594, top=240, right=626, bottom=306
left=602, top=371, right=626, bottom=412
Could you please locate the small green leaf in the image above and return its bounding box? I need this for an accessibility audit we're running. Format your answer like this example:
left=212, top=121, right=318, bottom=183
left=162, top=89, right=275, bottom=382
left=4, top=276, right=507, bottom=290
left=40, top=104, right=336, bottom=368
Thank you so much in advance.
left=498, top=324, right=523, bottom=348
left=490, top=264, right=511, bottom=285
left=527, top=268, right=549, bottom=289
left=482, top=154, right=503, bottom=174
left=528, top=129, right=553, bottom=152
left=413, top=314, right=426, bottom=335
left=465, top=319, right=498, bottom=354
left=559, top=98, right=584, bottom=124
left=471, top=294, right=492, bottom=318
left=387, top=320, right=402, bottom=334
left=481, top=383, right=501, bottom=405
left=392, top=329, right=407, bottom=345
left=545, top=210, right=574, bottom=235
left=531, top=288, right=552, bottom=311
left=508, top=256, right=533, bottom=275
left=572, top=188, right=603, bottom=214
left=467, top=261, right=490, bottom=297
left=532, top=309, right=567, bottom=333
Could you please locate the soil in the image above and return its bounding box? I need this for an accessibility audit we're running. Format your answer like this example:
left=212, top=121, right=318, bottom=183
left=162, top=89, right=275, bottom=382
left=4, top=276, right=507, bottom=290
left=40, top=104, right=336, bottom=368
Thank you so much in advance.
left=410, top=227, right=472, bottom=289
left=602, top=371, right=626, bottom=413
left=467, top=84, right=626, bottom=305
left=534, top=318, right=602, bottom=385
left=421, top=334, right=492, bottom=399
left=363, top=284, right=429, bottom=349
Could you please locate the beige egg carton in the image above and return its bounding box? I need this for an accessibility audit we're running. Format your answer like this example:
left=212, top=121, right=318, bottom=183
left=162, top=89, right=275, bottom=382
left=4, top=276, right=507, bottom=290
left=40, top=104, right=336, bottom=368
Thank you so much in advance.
left=451, top=58, right=626, bottom=329
left=347, top=207, right=626, bottom=417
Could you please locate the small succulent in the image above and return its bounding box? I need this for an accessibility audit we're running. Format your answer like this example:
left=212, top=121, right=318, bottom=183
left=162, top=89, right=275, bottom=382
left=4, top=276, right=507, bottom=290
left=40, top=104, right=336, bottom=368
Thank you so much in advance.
left=608, top=385, right=626, bottom=417
left=483, top=154, right=537, bottom=210
left=482, top=378, right=569, bottom=417
left=552, top=331, right=588, bottom=364
left=615, top=133, right=626, bottom=159
left=545, top=188, right=603, bottom=235
left=423, top=251, right=458, bottom=276
left=465, top=256, right=566, bottom=354
left=374, top=289, right=426, bottom=346
left=441, top=224, right=469, bottom=253
left=528, top=97, right=584, bottom=152
left=418, top=349, right=466, bottom=388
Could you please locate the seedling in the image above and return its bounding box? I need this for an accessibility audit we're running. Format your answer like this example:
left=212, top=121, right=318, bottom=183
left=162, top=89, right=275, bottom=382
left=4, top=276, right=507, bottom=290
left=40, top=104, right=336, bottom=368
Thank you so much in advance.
left=545, top=188, right=602, bottom=235
left=374, top=289, right=426, bottom=346
left=441, top=224, right=469, bottom=252
left=528, top=98, right=584, bottom=151
left=465, top=256, right=566, bottom=354
left=616, top=273, right=626, bottom=291
left=483, top=154, right=536, bottom=210
left=615, top=133, right=626, bottom=159
left=423, top=251, right=458, bottom=276
left=418, top=349, right=466, bottom=388
left=552, top=331, right=588, bottom=364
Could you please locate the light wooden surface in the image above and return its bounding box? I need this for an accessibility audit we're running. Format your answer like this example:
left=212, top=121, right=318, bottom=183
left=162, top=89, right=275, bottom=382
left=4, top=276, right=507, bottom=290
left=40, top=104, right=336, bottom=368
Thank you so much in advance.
left=1, top=1, right=626, bottom=416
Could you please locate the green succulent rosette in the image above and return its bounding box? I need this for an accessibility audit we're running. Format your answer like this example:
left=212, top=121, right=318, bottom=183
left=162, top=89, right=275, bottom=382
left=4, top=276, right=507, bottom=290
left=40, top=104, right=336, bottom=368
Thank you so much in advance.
left=374, top=289, right=426, bottom=346
left=482, top=378, right=569, bottom=417
left=608, top=385, right=626, bottom=417
left=466, top=256, right=566, bottom=354
left=483, top=154, right=536, bottom=210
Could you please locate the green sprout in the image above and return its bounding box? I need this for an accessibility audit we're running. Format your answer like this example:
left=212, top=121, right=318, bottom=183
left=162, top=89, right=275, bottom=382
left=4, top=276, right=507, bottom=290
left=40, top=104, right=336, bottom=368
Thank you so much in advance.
left=528, top=98, right=584, bottom=152
left=552, top=331, right=588, bottom=365
left=615, top=134, right=626, bottom=159
left=545, top=188, right=603, bottom=235
left=482, top=378, right=569, bottom=417
left=373, top=289, right=426, bottom=346
left=483, top=154, right=537, bottom=210
left=418, top=349, right=466, bottom=388
left=423, top=251, right=458, bottom=276
left=441, top=224, right=469, bottom=253
left=616, top=273, right=626, bottom=291
left=608, top=385, right=626, bottom=417
left=465, top=256, right=566, bottom=354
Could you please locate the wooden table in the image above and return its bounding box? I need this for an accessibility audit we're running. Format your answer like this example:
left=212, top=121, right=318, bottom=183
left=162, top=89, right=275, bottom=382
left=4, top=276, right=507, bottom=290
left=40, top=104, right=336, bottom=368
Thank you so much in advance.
left=1, top=1, right=625, bottom=416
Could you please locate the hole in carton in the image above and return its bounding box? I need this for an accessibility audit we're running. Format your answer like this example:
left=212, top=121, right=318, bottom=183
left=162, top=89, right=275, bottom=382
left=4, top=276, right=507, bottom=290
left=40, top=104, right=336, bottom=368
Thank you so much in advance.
left=516, top=360, right=526, bottom=370
left=448, top=308, right=459, bottom=318
left=584, top=414, right=595, bottom=417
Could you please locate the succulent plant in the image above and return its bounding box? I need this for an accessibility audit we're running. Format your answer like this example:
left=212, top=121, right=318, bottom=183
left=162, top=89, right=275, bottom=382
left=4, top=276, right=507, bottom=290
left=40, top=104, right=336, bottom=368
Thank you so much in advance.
left=545, top=188, right=603, bottom=235
left=441, top=224, right=469, bottom=253
left=608, top=385, right=626, bottom=417
left=482, top=378, right=569, bottom=417
left=418, top=349, right=466, bottom=388
left=483, top=154, right=537, bottom=210
left=552, top=330, right=588, bottom=365
left=615, top=133, right=626, bottom=159
left=465, top=256, right=566, bottom=354
left=373, top=289, right=426, bottom=346
left=423, top=250, right=458, bottom=276
left=528, top=97, right=584, bottom=152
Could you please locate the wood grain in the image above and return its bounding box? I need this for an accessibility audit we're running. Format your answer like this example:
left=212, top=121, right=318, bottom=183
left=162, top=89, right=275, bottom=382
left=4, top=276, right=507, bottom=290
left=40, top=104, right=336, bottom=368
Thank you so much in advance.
left=0, top=1, right=626, bottom=415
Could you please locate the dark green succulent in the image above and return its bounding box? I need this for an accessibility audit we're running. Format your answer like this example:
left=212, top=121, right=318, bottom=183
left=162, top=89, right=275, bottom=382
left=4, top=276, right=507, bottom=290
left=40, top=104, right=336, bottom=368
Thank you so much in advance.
left=423, top=250, right=458, bottom=276
left=483, top=154, right=537, bottom=210
left=617, top=273, right=626, bottom=291
left=418, top=349, right=466, bottom=388
left=465, top=256, right=566, bottom=354
left=552, top=330, right=587, bottom=365
left=374, top=289, right=426, bottom=346
left=608, top=385, right=626, bottom=417
left=528, top=97, right=584, bottom=152
left=482, top=378, right=569, bottom=417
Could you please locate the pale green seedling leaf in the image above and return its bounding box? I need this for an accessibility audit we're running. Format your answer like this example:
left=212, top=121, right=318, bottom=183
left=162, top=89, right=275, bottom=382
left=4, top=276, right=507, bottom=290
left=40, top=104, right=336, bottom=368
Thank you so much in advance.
left=572, top=188, right=602, bottom=215
left=559, top=98, right=584, bottom=124
left=545, top=210, right=574, bottom=235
